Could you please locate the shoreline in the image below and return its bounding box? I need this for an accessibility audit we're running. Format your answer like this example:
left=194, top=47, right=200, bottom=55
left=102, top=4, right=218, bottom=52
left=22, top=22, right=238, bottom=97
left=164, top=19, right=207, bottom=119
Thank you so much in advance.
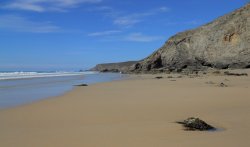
left=0, top=69, right=250, bottom=147
left=0, top=76, right=131, bottom=111
left=0, top=73, right=127, bottom=109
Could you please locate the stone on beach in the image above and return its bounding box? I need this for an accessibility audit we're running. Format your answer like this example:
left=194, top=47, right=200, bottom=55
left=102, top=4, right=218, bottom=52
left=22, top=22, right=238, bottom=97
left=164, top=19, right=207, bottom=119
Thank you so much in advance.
left=155, top=76, right=163, bottom=79
left=219, top=82, right=228, bottom=87
left=177, top=117, right=215, bottom=131
left=224, top=71, right=248, bottom=76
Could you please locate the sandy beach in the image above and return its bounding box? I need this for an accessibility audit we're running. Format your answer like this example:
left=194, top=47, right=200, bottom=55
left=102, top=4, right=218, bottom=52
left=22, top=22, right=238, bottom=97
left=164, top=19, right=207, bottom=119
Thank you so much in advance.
left=0, top=69, right=250, bottom=147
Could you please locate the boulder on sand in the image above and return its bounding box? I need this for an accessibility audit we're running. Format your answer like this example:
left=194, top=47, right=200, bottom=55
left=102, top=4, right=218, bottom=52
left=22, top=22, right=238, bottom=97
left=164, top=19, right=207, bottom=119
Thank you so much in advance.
left=176, top=117, right=215, bottom=131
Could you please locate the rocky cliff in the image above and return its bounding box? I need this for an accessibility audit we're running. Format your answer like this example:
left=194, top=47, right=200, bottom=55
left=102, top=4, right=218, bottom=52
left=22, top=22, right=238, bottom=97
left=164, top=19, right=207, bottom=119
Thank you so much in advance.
left=131, top=3, right=250, bottom=73
left=90, top=61, right=137, bottom=73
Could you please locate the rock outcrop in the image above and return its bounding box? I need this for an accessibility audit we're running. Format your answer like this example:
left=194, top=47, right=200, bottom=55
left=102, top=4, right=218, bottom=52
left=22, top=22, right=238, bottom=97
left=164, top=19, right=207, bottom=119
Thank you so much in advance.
left=131, top=3, right=250, bottom=73
left=90, top=61, right=137, bottom=73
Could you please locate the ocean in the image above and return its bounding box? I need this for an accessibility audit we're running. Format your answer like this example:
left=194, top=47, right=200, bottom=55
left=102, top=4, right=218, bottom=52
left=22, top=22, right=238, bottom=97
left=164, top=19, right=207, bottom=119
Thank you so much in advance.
left=0, top=71, right=126, bottom=109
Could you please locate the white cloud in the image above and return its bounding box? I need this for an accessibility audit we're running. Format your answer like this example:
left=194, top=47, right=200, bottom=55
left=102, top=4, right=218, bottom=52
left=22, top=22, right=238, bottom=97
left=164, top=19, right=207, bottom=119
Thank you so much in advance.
left=2, top=0, right=102, bottom=12
left=4, top=2, right=45, bottom=12
left=113, top=17, right=141, bottom=26
left=88, top=30, right=122, bottom=37
left=87, top=31, right=164, bottom=42
left=159, top=6, right=170, bottom=12
left=113, top=6, right=170, bottom=27
left=87, top=6, right=113, bottom=12
left=124, top=33, right=163, bottom=42
left=0, top=14, right=60, bottom=33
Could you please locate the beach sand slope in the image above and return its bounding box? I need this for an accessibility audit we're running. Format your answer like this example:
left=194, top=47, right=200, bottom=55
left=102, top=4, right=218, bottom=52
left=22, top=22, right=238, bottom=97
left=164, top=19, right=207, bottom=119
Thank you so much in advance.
left=0, top=70, right=250, bottom=147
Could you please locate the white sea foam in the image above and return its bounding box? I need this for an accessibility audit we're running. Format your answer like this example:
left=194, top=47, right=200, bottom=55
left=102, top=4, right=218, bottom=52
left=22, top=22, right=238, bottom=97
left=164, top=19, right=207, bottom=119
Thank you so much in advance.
left=0, top=71, right=96, bottom=80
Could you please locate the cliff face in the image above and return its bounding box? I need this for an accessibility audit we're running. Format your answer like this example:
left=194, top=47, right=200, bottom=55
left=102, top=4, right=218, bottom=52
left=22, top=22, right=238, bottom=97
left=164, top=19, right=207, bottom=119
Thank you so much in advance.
left=131, top=3, right=250, bottom=73
left=90, top=61, right=137, bottom=73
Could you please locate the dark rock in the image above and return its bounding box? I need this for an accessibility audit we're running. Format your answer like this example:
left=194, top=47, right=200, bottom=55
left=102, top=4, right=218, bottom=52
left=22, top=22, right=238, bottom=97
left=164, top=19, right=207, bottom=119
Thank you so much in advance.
left=246, top=64, right=250, bottom=68
left=155, top=76, right=163, bottom=79
left=75, top=84, right=88, bottom=86
left=101, top=69, right=119, bottom=73
left=100, top=69, right=109, bottom=72
left=219, top=82, right=228, bottom=87
left=177, top=117, right=215, bottom=131
left=224, top=71, right=248, bottom=76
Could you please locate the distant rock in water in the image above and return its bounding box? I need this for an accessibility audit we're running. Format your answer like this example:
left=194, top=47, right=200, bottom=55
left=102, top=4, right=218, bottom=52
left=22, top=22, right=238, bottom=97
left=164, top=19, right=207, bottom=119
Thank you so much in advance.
left=90, top=61, right=137, bottom=73
left=131, top=3, right=250, bottom=73
left=177, top=117, right=215, bottom=131
left=75, top=84, right=88, bottom=86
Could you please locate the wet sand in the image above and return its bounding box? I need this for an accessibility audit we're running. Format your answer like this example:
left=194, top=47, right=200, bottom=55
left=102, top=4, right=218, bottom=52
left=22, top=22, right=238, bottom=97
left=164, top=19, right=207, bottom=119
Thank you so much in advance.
left=0, top=69, right=250, bottom=147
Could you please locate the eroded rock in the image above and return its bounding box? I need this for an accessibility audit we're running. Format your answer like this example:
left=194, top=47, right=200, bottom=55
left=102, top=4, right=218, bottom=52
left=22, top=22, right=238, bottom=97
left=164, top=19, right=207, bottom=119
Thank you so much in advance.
left=131, top=3, right=250, bottom=73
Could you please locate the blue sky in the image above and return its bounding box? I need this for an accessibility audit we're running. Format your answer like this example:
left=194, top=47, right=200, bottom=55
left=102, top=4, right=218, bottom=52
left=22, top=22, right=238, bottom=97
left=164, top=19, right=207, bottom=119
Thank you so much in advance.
left=0, top=0, right=248, bottom=71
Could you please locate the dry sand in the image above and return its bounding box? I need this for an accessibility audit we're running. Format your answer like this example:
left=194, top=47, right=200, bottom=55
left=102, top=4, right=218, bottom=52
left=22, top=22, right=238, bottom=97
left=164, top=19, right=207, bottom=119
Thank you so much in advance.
left=0, top=69, right=250, bottom=147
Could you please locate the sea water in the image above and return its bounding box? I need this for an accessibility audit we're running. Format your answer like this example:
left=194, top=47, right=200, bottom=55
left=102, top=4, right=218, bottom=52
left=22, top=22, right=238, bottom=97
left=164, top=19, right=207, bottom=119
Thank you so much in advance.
left=0, top=71, right=126, bottom=109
